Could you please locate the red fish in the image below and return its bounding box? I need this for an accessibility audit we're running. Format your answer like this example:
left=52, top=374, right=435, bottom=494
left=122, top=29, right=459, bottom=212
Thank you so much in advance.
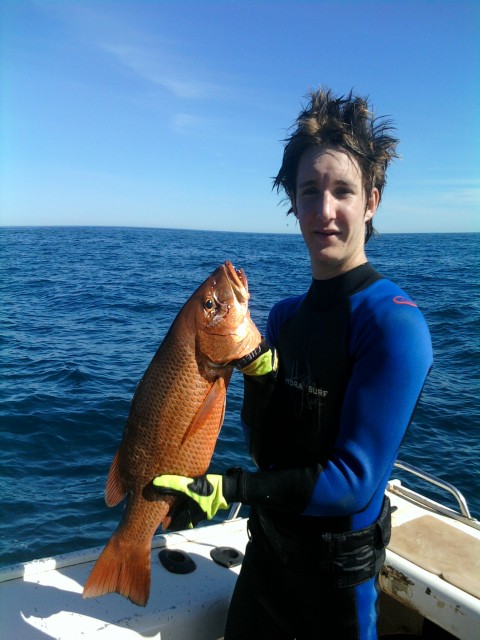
left=83, top=261, right=261, bottom=606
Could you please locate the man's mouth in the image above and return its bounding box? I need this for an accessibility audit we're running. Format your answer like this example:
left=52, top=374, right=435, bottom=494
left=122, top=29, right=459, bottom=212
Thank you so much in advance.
left=315, top=230, right=339, bottom=237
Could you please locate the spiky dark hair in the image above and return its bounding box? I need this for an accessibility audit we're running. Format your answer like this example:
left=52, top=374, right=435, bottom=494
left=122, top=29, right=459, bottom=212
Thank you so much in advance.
left=273, top=88, right=400, bottom=242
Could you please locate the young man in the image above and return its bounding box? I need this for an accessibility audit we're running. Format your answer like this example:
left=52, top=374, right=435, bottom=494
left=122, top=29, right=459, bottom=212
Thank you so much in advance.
left=152, top=88, right=433, bottom=639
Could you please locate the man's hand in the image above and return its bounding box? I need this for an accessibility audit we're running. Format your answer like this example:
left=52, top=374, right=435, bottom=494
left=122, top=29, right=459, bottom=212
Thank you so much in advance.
left=232, top=338, right=277, bottom=376
left=151, top=474, right=229, bottom=523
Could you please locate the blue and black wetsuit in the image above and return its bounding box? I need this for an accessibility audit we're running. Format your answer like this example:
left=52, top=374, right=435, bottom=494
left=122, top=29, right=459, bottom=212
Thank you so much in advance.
left=223, top=263, right=433, bottom=640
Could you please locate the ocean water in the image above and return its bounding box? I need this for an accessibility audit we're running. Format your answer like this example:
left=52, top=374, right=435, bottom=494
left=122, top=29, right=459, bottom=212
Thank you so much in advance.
left=1, top=227, right=479, bottom=567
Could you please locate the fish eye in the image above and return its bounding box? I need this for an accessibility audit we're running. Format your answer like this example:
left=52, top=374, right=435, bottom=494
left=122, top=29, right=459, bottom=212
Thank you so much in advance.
left=204, top=298, right=215, bottom=311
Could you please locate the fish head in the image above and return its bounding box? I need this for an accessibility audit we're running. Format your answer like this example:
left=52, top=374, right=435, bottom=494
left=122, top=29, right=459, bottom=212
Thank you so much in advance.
left=193, top=261, right=262, bottom=367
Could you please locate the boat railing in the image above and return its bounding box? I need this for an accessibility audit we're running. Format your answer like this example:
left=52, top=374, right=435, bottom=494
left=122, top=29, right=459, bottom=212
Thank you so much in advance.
left=390, top=459, right=479, bottom=528
left=227, top=502, right=243, bottom=520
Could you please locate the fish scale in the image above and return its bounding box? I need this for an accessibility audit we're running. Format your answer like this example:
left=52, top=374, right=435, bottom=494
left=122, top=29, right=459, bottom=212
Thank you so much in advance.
left=83, top=261, right=261, bottom=606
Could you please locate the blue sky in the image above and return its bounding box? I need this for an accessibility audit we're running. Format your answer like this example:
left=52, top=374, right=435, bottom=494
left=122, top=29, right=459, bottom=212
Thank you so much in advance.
left=1, top=1, right=479, bottom=234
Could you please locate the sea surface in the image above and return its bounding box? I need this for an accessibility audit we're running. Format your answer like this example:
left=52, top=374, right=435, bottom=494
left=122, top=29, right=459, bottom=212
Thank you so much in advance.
left=1, top=227, right=479, bottom=567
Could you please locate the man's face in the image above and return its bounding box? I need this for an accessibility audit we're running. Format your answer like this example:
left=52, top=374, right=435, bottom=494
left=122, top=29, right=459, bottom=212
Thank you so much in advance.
left=293, top=146, right=379, bottom=280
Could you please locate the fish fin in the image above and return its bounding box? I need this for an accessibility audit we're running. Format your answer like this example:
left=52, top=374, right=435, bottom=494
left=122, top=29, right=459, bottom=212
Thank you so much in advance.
left=219, top=387, right=226, bottom=427
left=105, top=450, right=126, bottom=507
left=181, top=377, right=226, bottom=446
left=83, top=531, right=151, bottom=607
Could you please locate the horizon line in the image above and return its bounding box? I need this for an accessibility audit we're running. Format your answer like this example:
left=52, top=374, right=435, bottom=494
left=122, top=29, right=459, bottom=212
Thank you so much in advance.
left=1, top=224, right=479, bottom=236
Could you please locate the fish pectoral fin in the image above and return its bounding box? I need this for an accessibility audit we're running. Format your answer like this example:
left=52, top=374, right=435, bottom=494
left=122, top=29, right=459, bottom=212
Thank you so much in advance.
left=105, top=449, right=127, bottom=506
left=181, top=377, right=226, bottom=446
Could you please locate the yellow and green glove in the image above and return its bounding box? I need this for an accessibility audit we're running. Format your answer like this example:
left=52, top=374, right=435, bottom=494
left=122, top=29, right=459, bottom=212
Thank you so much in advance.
left=151, top=474, right=230, bottom=529
left=232, top=338, right=277, bottom=377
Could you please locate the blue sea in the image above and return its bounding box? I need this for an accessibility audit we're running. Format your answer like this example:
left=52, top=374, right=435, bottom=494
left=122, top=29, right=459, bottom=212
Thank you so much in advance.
left=1, top=227, right=479, bottom=568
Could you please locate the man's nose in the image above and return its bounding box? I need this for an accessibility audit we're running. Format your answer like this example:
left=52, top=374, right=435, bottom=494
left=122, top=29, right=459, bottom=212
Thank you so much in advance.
left=316, top=191, right=334, bottom=220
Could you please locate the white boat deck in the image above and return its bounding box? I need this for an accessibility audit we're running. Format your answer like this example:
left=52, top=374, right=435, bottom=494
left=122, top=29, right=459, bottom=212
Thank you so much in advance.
left=381, top=480, right=480, bottom=640
left=1, top=475, right=479, bottom=640
left=0, top=519, right=248, bottom=640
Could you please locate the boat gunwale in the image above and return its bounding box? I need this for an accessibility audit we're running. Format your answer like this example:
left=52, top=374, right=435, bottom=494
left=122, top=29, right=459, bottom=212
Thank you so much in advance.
left=0, top=517, right=247, bottom=584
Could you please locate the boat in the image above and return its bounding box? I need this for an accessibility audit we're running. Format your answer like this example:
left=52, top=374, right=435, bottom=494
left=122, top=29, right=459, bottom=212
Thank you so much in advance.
left=1, top=461, right=479, bottom=639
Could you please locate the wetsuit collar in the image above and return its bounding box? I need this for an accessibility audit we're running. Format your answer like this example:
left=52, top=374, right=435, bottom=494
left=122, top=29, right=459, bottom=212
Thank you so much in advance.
left=306, top=263, right=381, bottom=311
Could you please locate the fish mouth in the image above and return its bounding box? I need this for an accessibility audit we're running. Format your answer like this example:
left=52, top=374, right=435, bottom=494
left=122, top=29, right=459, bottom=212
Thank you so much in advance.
left=222, top=261, right=249, bottom=303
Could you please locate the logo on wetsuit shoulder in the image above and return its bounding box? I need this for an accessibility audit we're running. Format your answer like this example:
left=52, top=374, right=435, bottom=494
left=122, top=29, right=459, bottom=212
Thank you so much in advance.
left=393, top=296, right=417, bottom=307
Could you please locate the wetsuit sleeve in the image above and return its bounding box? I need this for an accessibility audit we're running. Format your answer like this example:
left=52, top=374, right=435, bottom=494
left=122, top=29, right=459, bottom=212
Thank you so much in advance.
left=302, top=294, right=433, bottom=518
left=226, top=291, right=433, bottom=518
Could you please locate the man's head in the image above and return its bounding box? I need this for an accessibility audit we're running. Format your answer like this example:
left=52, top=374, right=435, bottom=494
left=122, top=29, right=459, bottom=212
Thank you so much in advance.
left=273, top=88, right=399, bottom=243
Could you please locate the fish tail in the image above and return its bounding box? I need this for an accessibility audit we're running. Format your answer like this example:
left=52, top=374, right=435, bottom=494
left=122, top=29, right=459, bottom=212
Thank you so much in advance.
left=83, top=531, right=152, bottom=607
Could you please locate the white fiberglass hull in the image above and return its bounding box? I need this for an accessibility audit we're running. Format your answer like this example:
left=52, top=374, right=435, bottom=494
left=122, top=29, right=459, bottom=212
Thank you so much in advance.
left=1, top=470, right=479, bottom=640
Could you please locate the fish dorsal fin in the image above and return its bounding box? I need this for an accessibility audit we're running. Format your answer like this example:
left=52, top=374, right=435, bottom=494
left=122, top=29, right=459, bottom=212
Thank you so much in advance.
left=105, top=449, right=126, bottom=506
left=181, top=377, right=226, bottom=446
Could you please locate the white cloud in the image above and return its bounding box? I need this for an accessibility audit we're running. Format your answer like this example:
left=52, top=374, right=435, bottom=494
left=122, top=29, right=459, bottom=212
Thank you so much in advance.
left=379, top=190, right=479, bottom=233
left=102, top=43, right=222, bottom=99
left=437, top=186, right=480, bottom=207
left=37, top=1, right=227, bottom=100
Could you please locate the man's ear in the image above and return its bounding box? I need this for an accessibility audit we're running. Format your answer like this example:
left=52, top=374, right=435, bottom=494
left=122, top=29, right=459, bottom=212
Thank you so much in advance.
left=365, top=187, right=380, bottom=221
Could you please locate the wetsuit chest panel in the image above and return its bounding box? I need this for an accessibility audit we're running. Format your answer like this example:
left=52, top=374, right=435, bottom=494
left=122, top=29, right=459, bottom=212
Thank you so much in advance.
left=272, top=297, right=352, bottom=465
left=246, top=264, right=383, bottom=471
